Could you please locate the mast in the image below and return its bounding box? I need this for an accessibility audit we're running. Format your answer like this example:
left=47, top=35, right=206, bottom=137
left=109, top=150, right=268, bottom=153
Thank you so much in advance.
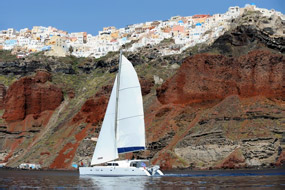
left=115, top=50, right=122, bottom=140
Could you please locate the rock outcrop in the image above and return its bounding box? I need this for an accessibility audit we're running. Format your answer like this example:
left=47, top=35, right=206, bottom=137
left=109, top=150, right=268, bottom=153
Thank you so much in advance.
left=3, top=70, right=63, bottom=121
left=150, top=48, right=284, bottom=170
left=72, top=85, right=111, bottom=125
left=0, top=84, right=6, bottom=110
left=217, top=149, right=246, bottom=169
left=0, top=60, right=76, bottom=76
left=157, top=50, right=284, bottom=105
left=0, top=71, right=64, bottom=166
left=209, top=25, right=285, bottom=56
left=276, top=150, right=285, bottom=166
left=153, top=93, right=284, bottom=169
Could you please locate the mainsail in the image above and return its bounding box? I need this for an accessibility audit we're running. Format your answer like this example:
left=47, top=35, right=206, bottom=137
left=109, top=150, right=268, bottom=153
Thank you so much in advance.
left=91, top=54, right=145, bottom=165
left=117, top=55, right=145, bottom=153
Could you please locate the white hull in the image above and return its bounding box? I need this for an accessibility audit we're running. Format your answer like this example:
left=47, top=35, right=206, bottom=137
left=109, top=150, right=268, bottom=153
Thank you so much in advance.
left=79, top=166, right=163, bottom=176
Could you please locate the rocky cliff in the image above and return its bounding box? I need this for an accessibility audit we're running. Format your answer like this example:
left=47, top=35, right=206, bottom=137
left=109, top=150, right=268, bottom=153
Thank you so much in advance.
left=0, top=84, right=6, bottom=110
left=157, top=50, right=284, bottom=105
left=152, top=50, right=284, bottom=168
left=3, top=71, right=63, bottom=121
left=0, top=11, right=284, bottom=170
left=0, top=71, right=63, bottom=164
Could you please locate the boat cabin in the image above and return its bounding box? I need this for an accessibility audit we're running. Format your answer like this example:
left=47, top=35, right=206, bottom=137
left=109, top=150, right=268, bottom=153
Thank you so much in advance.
left=105, top=160, right=149, bottom=168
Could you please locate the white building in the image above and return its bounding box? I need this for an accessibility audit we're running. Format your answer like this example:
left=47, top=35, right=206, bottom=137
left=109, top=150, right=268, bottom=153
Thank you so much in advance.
left=70, top=32, right=85, bottom=44
left=226, top=6, right=240, bottom=18
left=17, top=36, right=30, bottom=46
left=7, top=28, right=16, bottom=37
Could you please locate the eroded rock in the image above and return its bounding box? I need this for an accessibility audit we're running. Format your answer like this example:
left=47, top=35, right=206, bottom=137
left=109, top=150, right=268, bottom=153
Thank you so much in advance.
left=3, top=71, right=63, bottom=121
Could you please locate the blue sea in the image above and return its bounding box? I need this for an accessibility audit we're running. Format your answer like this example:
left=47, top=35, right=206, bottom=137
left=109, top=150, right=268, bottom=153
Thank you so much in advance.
left=0, top=168, right=285, bottom=189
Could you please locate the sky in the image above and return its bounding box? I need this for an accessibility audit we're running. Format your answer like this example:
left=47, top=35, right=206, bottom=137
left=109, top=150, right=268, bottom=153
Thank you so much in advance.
left=0, top=0, right=284, bottom=36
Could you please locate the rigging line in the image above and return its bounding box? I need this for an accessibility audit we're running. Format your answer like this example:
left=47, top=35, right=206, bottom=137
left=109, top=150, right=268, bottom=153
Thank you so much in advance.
left=115, top=50, right=122, bottom=140
left=118, top=114, right=144, bottom=121
left=119, top=86, right=140, bottom=91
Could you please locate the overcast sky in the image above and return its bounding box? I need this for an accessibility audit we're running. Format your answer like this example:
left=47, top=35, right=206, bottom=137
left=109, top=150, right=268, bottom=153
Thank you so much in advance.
left=0, top=0, right=283, bottom=35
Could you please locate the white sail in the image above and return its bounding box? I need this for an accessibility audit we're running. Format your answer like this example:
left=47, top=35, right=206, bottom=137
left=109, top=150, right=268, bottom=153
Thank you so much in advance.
left=116, top=55, right=145, bottom=153
left=91, top=77, right=119, bottom=165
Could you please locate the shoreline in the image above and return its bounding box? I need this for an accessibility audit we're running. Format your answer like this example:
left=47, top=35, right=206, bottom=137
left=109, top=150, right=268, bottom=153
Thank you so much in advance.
left=1, top=165, right=284, bottom=173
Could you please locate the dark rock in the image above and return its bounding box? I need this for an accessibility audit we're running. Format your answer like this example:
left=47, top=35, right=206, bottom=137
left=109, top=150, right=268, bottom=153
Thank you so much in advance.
left=0, top=84, right=6, bottom=109
left=209, top=25, right=285, bottom=55
left=263, top=27, right=274, bottom=35
left=0, top=60, right=76, bottom=76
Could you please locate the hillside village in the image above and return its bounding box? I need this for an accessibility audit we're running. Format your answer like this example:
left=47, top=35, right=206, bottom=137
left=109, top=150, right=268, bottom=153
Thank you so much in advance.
left=0, top=4, right=283, bottom=59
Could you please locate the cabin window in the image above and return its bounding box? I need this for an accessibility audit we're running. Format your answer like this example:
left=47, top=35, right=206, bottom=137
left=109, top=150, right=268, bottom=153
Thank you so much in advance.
left=130, top=162, right=138, bottom=167
left=131, top=161, right=148, bottom=168
left=107, top=163, right=119, bottom=166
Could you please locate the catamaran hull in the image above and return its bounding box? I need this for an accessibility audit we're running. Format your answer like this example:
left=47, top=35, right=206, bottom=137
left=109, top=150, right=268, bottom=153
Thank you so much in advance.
left=79, top=166, right=163, bottom=176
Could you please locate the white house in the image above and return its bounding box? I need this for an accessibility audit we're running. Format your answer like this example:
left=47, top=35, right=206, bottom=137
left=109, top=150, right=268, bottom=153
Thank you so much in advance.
left=7, top=28, right=16, bottom=37
left=17, top=36, right=30, bottom=46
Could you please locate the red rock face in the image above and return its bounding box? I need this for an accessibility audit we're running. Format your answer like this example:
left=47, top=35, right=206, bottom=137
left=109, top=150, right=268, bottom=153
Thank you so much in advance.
left=72, top=97, right=108, bottom=124
left=50, top=142, right=79, bottom=169
left=276, top=150, right=285, bottom=166
left=216, top=149, right=246, bottom=169
left=3, top=71, right=63, bottom=121
left=140, top=77, right=154, bottom=96
left=72, top=85, right=111, bottom=125
left=0, top=84, right=6, bottom=109
left=157, top=50, right=284, bottom=105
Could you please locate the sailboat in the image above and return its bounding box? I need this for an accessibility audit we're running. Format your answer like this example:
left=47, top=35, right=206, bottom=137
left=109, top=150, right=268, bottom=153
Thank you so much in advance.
left=79, top=51, right=164, bottom=176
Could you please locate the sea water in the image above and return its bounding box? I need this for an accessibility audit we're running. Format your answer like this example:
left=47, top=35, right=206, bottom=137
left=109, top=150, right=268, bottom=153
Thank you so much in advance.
left=0, top=168, right=284, bottom=189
